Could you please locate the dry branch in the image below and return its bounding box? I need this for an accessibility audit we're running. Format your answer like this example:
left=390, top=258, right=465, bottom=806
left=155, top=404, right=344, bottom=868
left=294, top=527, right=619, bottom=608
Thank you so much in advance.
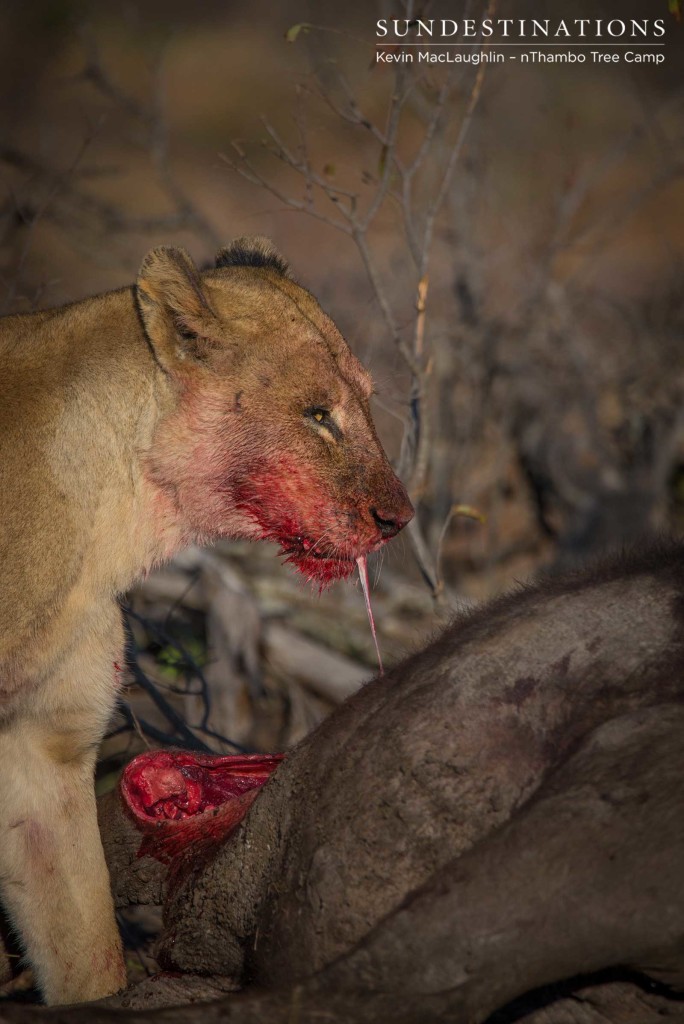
left=224, top=1, right=496, bottom=602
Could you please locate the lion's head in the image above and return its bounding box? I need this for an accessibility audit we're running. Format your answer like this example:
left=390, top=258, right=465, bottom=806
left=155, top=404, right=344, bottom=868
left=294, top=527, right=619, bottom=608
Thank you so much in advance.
left=137, top=238, right=413, bottom=584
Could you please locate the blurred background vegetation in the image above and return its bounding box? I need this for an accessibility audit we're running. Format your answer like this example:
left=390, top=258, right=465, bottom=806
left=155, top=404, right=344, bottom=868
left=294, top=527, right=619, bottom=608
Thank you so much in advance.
left=1, top=0, right=683, bottom=762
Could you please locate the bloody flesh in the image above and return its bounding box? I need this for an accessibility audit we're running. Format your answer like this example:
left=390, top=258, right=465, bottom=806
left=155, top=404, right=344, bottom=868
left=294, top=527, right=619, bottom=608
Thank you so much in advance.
left=121, top=751, right=284, bottom=864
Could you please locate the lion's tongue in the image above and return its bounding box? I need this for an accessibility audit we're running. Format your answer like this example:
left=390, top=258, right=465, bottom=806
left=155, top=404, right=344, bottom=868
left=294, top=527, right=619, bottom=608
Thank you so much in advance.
left=356, top=555, right=383, bottom=676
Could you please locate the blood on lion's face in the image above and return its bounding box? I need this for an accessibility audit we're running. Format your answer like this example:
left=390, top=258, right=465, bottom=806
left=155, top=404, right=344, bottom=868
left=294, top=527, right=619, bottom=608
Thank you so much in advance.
left=140, top=239, right=414, bottom=584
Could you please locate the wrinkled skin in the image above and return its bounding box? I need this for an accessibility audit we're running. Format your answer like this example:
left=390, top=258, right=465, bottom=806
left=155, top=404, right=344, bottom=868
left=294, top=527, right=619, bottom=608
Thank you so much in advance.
left=20, top=542, right=680, bottom=1024
left=0, top=236, right=412, bottom=1005
left=155, top=543, right=684, bottom=998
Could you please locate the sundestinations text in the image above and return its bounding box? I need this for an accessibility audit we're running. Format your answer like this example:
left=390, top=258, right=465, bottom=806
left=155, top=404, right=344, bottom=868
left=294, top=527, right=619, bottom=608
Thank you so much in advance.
left=376, top=18, right=666, bottom=40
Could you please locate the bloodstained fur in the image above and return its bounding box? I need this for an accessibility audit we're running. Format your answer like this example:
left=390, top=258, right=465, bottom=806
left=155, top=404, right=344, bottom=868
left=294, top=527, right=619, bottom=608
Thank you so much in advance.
left=235, top=455, right=372, bottom=586
left=145, top=384, right=392, bottom=587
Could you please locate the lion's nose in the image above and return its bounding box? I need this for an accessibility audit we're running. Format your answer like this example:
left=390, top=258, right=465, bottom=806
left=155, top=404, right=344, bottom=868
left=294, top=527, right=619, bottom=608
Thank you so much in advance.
left=370, top=501, right=414, bottom=539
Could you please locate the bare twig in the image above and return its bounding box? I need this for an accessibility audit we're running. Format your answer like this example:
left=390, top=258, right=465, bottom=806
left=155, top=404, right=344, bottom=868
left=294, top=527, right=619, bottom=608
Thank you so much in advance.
left=223, top=2, right=495, bottom=602
left=220, top=147, right=352, bottom=235
left=125, top=650, right=214, bottom=753
left=124, top=605, right=213, bottom=729
left=81, top=35, right=222, bottom=251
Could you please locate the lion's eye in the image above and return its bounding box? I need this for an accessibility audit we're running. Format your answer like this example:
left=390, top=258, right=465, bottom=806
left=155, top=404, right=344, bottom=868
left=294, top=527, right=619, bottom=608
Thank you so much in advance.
left=305, top=407, right=341, bottom=439
left=307, top=407, right=330, bottom=424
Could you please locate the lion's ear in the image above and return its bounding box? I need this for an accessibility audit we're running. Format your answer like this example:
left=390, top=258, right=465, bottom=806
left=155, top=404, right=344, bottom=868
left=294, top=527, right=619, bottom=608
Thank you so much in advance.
left=137, top=246, right=219, bottom=370
left=215, top=236, right=290, bottom=277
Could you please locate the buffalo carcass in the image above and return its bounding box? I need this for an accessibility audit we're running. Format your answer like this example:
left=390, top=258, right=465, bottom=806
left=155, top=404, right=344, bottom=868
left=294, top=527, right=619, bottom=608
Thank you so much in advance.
left=5, top=543, right=684, bottom=1024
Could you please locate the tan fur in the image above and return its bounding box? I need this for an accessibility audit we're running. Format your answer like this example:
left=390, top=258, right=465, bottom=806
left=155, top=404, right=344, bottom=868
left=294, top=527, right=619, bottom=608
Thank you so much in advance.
left=0, top=240, right=412, bottom=1004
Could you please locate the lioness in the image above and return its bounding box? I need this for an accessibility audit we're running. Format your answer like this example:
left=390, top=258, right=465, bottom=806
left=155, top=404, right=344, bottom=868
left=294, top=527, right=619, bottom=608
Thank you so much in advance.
left=0, top=238, right=413, bottom=1005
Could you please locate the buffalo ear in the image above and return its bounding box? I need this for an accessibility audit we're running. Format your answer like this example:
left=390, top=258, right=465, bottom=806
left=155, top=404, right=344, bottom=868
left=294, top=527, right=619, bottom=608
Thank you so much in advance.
left=215, top=236, right=290, bottom=277
left=136, top=246, right=219, bottom=369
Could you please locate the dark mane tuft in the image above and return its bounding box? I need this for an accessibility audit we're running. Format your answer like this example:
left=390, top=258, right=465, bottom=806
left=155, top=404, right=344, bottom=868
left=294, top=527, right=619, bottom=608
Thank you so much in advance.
left=215, top=236, right=290, bottom=277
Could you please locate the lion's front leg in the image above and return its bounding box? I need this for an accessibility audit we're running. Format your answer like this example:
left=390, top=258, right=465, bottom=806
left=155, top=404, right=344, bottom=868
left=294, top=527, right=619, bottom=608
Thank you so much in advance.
left=0, top=626, right=126, bottom=1004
